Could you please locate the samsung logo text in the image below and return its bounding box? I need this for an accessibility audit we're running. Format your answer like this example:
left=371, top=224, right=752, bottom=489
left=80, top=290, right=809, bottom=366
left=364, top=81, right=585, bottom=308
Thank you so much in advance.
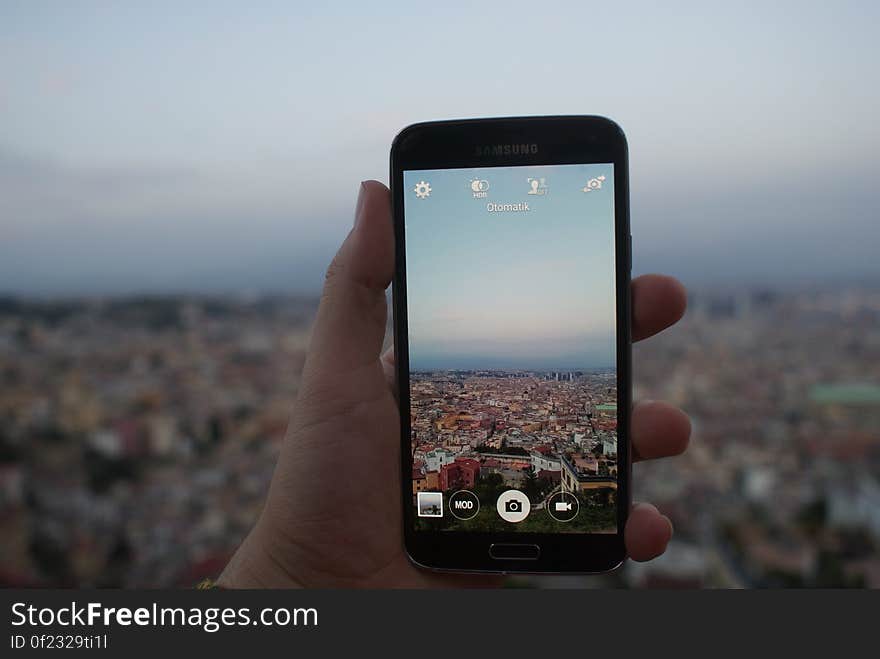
left=474, top=144, right=539, bottom=157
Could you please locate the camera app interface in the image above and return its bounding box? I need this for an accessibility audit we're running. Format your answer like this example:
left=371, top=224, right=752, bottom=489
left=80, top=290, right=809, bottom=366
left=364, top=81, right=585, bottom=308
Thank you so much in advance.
left=404, top=163, right=618, bottom=534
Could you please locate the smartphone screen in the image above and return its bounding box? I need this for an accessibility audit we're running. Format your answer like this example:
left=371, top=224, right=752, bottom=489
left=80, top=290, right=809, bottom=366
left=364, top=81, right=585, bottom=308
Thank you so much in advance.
left=402, top=163, right=619, bottom=535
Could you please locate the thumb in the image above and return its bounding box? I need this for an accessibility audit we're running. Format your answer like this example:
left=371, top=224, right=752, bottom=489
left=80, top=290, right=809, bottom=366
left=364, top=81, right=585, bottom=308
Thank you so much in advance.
left=301, top=180, right=394, bottom=387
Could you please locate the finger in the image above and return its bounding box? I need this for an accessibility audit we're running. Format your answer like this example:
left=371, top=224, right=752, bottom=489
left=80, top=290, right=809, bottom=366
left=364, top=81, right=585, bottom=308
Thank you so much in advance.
left=381, top=346, right=397, bottom=394
left=632, top=400, right=691, bottom=462
left=625, top=502, right=673, bottom=562
left=303, top=181, right=393, bottom=378
left=632, top=274, right=687, bottom=342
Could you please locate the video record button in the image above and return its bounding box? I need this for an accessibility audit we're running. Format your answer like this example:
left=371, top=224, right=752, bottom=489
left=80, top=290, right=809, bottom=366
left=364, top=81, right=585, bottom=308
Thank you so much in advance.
left=546, top=491, right=579, bottom=522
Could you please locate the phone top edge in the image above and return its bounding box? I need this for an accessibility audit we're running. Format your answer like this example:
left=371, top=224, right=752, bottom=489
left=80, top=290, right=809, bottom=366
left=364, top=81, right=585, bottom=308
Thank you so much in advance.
left=392, top=114, right=625, bottom=135
left=391, top=115, right=627, bottom=171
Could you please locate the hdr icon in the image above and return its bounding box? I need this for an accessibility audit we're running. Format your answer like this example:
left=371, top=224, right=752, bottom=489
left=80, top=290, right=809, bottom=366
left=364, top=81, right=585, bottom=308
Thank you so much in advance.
left=449, top=490, right=480, bottom=521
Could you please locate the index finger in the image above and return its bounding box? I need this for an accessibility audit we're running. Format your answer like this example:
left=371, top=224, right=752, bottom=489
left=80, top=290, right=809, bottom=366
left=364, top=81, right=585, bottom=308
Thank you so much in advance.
left=632, top=274, right=687, bottom=342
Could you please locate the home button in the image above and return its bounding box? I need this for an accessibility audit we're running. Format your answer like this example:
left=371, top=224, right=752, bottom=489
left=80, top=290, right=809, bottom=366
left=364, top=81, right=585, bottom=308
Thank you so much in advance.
left=489, top=543, right=540, bottom=561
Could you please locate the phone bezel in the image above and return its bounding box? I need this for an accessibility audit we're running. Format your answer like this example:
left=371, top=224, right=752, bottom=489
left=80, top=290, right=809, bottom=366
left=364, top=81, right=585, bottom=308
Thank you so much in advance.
left=390, top=116, right=632, bottom=573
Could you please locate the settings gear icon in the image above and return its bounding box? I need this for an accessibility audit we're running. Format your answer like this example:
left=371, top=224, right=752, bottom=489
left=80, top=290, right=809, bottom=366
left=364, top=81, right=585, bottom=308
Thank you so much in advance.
left=413, top=180, right=432, bottom=199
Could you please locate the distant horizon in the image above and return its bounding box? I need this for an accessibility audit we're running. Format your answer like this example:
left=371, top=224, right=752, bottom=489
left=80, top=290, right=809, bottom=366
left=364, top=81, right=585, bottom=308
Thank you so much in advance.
left=409, top=355, right=616, bottom=372
left=3, top=274, right=880, bottom=301
left=411, top=367, right=616, bottom=373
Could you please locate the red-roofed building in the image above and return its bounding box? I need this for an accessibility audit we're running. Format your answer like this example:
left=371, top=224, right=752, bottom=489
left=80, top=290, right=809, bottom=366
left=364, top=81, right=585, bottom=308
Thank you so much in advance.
left=440, top=458, right=480, bottom=490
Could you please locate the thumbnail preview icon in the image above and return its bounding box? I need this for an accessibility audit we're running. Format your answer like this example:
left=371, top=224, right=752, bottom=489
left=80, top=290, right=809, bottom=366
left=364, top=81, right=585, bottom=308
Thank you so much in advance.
left=417, top=491, right=443, bottom=517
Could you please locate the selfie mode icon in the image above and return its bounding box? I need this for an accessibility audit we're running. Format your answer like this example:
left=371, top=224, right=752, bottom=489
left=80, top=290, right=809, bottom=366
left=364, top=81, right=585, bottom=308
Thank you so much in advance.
left=417, top=492, right=443, bottom=517
left=413, top=180, right=432, bottom=199
left=582, top=175, right=606, bottom=192
left=496, top=489, right=531, bottom=523
left=527, top=177, right=547, bottom=195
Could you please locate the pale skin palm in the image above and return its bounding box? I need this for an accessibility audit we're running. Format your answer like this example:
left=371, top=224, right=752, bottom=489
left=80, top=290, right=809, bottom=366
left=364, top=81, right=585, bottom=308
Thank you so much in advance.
left=220, top=181, right=690, bottom=588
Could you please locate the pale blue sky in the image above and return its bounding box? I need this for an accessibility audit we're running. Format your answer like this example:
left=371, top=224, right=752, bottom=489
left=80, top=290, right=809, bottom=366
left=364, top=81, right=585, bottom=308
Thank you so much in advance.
left=404, top=164, right=615, bottom=369
left=0, top=1, right=878, bottom=294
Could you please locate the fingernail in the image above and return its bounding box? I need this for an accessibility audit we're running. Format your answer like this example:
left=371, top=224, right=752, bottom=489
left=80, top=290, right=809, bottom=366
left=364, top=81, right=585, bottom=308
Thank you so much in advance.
left=354, top=182, right=367, bottom=228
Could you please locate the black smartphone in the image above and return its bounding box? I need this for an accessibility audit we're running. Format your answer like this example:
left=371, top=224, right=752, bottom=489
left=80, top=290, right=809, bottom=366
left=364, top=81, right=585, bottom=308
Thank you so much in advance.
left=391, top=116, right=631, bottom=573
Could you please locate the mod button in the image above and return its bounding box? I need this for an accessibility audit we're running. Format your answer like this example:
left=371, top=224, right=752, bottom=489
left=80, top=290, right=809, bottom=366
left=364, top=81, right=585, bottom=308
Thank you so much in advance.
left=448, top=490, right=480, bottom=520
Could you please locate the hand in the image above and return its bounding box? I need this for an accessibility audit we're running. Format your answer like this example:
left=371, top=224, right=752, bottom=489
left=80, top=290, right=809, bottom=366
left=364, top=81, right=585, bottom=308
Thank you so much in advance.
left=219, top=181, right=690, bottom=588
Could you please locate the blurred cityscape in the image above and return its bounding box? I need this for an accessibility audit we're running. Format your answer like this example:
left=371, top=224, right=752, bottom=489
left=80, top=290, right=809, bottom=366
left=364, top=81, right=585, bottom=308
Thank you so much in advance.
left=0, top=285, right=878, bottom=587
left=0, top=296, right=314, bottom=587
